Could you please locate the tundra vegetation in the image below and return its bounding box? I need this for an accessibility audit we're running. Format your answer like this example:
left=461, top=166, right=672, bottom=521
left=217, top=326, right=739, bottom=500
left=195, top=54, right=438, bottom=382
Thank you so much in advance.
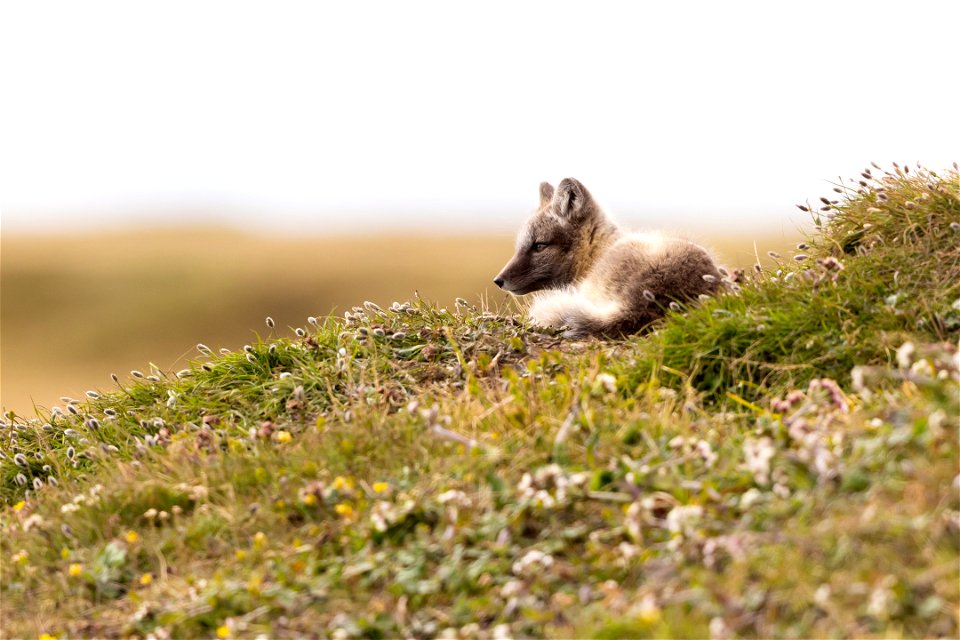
left=2, top=164, right=958, bottom=639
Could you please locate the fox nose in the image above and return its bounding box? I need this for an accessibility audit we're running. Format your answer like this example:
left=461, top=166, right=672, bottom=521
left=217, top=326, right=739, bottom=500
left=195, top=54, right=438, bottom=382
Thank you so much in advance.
left=493, top=277, right=505, bottom=289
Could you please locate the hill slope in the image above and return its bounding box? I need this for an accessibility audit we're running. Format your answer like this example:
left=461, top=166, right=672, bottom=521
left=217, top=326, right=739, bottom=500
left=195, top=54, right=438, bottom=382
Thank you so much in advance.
left=2, top=164, right=958, bottom=639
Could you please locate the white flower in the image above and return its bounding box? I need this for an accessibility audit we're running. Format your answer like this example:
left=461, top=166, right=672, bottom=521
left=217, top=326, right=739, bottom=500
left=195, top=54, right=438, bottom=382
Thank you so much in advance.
left=743, top=437, right=776, bottom=485
left=22, top=513, right=45, bottom=531
left=593, top=373, right=617, bottom=394
left=666, top=504, right=703, bottom=536
left=814, top=584, right=831, bottom=608
left=896, top=342, right=915, bottom=369
left=739, top=488, right=763, bottom=510
left=512, top=549, right=554, bottom=576
left=492, top=624, right=513, bottom=640
left=500, top=579, right=524, bottom=598
left=910, top=358, right=934, bottom=378
left=709, top=616, right=731, bottom=640
left=436, top=489, right=470, bottom=507
left=866, top=577, right=897, bottom=620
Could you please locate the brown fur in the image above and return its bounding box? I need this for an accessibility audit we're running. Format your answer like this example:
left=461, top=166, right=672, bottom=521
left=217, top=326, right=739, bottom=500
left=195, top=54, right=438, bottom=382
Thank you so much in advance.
left=494, top=178, right=721, bottom=338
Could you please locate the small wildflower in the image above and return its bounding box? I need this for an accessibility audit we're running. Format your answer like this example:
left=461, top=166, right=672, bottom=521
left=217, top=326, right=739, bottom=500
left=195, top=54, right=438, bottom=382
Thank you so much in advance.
left=642, top=290, right=656, bottom=301
left=701, top=274, right=717, bottom=283
left=332, top=476, right=353, bottom=491
left=372, top=482, right=390, bottom=494
left=39, top=634, right=57, bottom=640
left=274, top=430, right=292, bottom=444
left=302, top=493, right=318, bottom=506
left=335, top=503, right=355, bottom=519
left=896, top=342, right=915, bottom=369
left=308, top=316, right=319, bottom=326
left=593, top=372, right=617, bottom=394
left=68, top=563, right=83, bottom=577
left=265, top=316, right=275, bottom=328
left=235, top=549, right=247, bottom=561
left=636, top=593, right=661, bottom=625
left=709, top=617, right=732, bottom=640
left=13, top=550, right=29, bottom=565
left=295, top=327, right=306, bottom=337
left=14, top=453, right=28, bottom=467
left=669, top=301, right=681, bottom=311
left=794, top=254, right=808, bottom=261
left=60, top=547, right=71, bottom=559
left=512, top=549, right=554, bottom=576
left=125, top=530, right=140, bottom=544
left=139, top=573, right=154, bottom=586
left=216, top=625, right=231, bottom=639
left=253, top=531, right=268, bottom=550
left=85, top=390, right=100, bottom=399
left=13, top=500, right=26, bottom=511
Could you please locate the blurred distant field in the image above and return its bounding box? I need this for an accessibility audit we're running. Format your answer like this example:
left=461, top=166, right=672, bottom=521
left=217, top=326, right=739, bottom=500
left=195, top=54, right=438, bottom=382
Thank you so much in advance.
left=1, top=226, right=801, bottom=413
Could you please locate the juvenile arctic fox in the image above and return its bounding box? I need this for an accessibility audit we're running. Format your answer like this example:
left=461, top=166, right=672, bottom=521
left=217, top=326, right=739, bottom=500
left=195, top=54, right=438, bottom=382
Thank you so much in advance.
left=494, top=178, right=721, bottom=338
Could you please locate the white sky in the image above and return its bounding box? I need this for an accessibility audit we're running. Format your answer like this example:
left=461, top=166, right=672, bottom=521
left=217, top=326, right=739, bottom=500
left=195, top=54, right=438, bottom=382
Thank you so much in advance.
left=1, top=1, right=958, bottom=235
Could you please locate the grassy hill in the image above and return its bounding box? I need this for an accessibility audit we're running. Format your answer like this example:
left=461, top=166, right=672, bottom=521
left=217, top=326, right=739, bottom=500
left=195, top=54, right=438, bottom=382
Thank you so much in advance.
left=2, top=164, right=958, bottom=639
left=1, top=228, right=798, bottom=414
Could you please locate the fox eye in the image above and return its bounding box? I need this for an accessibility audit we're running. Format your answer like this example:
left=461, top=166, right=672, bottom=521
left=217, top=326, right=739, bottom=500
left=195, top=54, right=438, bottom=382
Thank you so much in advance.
left=531, top=242, right=550, bottom=253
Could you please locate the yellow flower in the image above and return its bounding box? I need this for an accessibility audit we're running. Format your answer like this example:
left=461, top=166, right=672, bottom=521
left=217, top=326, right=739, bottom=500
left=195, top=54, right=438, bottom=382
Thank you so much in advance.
left=334, top=503, right=355, bottom=519
left=332, top=476, right=352, bottom=491
left=274, top=430, right=292, bottom=444
left=60, top=548, right=71, bottom=560
left=38, top=634, right=57, bottom=640
left=253, top=531, right=267, bottom=550
left=235, top=549, right=247, bottom=561
left=636, top=594, right=661, bottom=625
left=216, top=625, right=231, bottom=639
left=372, top=482, right=389, bottom=494
left=302, top=493, right=318, bottom=506
left=13, top=500, right=26, bottom=512
left=274, top=499, right=286, bottom=510
left=13, top=550, right=29, bottom=566
left=139, top=573, right=153, bottom=586
left=68, top=563, right=83, bottom=577
left=125, top=530, right=140, bottom=544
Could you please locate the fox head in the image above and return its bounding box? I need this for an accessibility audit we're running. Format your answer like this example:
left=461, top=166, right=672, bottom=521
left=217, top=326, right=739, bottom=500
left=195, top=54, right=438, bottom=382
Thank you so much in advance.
left=494, top=178, right=616, bottom=295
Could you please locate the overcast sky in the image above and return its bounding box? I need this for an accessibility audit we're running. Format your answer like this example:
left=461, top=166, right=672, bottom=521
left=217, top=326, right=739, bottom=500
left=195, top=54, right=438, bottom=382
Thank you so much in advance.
left=1, top=1, right=957, bottom=235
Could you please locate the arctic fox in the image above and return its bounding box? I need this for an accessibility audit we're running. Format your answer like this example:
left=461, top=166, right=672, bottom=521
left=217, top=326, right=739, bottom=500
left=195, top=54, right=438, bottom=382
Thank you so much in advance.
left=494, top=178, right=721, bottom=338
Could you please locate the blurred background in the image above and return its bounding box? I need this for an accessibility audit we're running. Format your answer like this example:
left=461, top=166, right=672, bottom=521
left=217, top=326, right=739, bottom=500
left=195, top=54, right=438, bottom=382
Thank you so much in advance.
left=2, top=1, right=958, bottom=414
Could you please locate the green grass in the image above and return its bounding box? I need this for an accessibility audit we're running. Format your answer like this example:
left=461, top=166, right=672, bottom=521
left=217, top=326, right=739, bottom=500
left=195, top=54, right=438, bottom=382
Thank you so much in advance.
left=1, top=164, right=958, bottom=639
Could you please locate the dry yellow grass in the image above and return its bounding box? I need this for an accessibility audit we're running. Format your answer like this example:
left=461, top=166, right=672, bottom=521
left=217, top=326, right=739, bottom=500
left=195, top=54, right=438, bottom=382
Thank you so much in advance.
left=1, top=226, right=801, bottom=413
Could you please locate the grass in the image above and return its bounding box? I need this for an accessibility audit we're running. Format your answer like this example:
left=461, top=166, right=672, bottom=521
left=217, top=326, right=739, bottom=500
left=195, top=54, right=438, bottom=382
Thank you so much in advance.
left=1, top=164, right=958, bottom=639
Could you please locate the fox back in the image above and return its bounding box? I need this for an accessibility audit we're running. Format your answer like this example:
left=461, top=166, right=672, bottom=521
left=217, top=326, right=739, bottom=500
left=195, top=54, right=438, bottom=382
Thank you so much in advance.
left=494, top=178, right=721, bottom=338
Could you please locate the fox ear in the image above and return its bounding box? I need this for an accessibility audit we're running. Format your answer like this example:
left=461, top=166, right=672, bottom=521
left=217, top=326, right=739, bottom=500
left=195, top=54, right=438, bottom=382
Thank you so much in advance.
left=555, top=178, right=590, bottom=221
left=539, top=182, right=554, bottom=208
